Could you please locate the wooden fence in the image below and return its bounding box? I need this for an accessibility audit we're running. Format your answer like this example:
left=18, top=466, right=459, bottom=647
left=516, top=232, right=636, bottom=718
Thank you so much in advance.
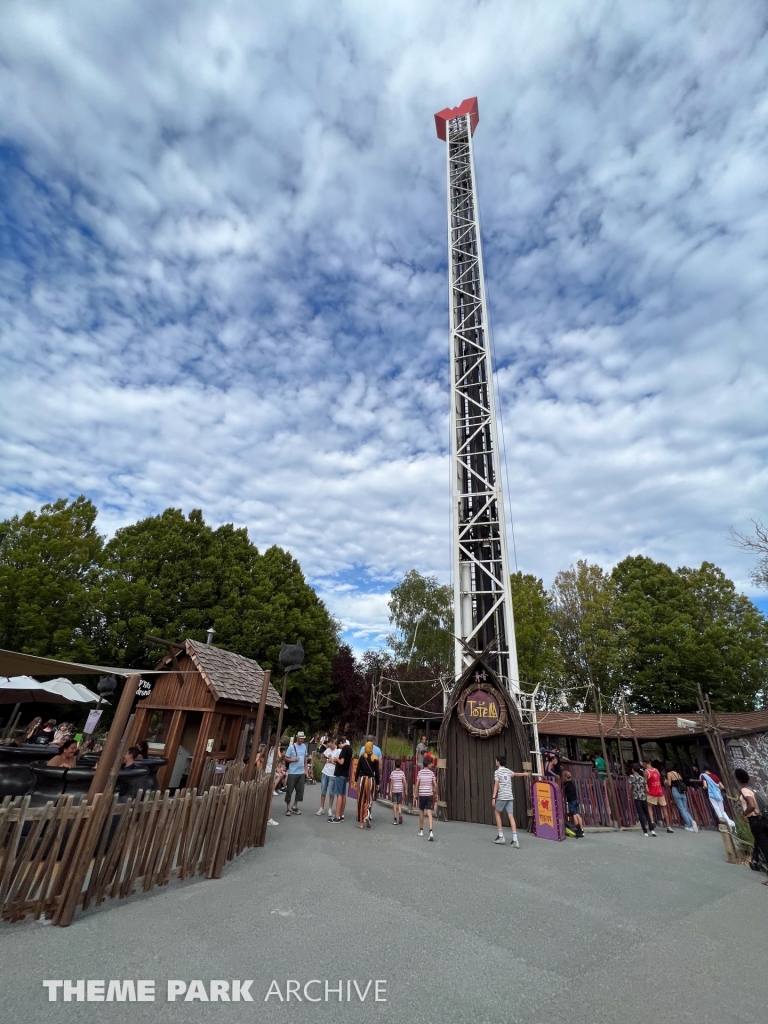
left=0, top=770, right=272, bottom=925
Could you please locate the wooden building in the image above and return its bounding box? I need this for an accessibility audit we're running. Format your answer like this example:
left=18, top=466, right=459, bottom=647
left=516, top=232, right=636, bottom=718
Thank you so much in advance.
left=129, top=639, right=282, bottom=791
left=438, top=652, right=531, bottom=825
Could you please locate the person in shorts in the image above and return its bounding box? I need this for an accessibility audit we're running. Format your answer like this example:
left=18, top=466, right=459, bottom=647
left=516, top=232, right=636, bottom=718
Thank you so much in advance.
left=330, top=735, right=352, bottom=823
left=492, top=754, right=530, bottom=848
left=316, top=735, right=338, bottom=817
left=562, top=770, right=584, bottom=837
left=389, top=758, right=407, bottom=824
left=643, top=759, right=674, bottom=833
left=416, top=761, right=438, bottom=840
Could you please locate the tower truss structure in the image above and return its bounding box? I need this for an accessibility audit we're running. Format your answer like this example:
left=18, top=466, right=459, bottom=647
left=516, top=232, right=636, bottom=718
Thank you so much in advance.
left=435, top=97, right=519, bottom=693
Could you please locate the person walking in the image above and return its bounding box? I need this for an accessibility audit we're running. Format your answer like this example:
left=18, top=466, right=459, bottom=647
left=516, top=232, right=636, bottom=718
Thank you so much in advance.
left=330, top=735, right=352, bottom=823
left=317, top=736, right=338, bottom=816
left=666, top=766, right=697, bottom=832
left=389, top=757, right=406, bottom=824
left=700, top=764, right=735, bottom=830
left=284, top=731, right=308, bottom=815
left=355, top=741, right=380, bottom=829
left=416, top=759, right=438, bottom=841
left=734, top=768, right=768, bottom=883
left=643, top=759, right=674, bottom=833
left=491, top=754, right=530, bottom=847
left=415, top=734, right=429, bottom=767
left=562, top=770, right=584, bottom=837
left=629, top=764, right=655, bottom=836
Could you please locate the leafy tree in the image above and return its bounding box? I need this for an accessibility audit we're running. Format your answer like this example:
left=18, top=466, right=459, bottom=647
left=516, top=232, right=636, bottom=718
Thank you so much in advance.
left=613, top=557, right=768, bottom=713
left=329, top=642, right=369, bottom=736
left=387, top=570, right=452, bottom=670
left=99, top=507, right=338, bottom=723
left=549, top=561, right=618, bottom=709
left=509, top=571, right=560, bottom=692
left=0, top=496, right=103, bottom=661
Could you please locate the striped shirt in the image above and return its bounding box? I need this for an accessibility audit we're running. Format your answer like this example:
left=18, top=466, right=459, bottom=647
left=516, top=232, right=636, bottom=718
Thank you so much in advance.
left=417, top=768, right=436, bottom=796
left=390, top=768, right=406, bottom=794
left=494, top=767, right=514, bottom=802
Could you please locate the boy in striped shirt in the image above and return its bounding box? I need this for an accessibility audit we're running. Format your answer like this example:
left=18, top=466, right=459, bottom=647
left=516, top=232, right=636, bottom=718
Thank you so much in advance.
left=416, top=761, right=438, bottom=841
left=389, top=758, right=406, bottom=825
left=492, top=754, right=530, bottom=848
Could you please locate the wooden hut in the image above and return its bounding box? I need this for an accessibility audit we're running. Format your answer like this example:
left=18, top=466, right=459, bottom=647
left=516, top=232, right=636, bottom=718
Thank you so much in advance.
left=130, top=639, right=282, bottom=791
left=438, top=651, right=531, bottom=825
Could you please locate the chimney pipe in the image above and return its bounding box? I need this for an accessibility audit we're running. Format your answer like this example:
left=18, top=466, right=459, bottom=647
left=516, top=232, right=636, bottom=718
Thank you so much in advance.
left=206, top=627, right=215, bottom=645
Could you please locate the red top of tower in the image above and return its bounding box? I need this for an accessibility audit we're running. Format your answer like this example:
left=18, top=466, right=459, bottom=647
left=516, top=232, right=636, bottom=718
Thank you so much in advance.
left=434, top=97, right=479, bottom=141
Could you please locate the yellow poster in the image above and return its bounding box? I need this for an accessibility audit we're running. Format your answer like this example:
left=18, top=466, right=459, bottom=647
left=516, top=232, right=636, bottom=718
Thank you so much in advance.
left=535, top=782, right=554, bottom=828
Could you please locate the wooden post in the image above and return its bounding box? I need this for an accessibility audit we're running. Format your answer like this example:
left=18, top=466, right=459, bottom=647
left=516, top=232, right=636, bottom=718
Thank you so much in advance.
left=593, top=686, right=620, bottom=829
left=258, top=670, right=290, bottom=846
left=245, top=670, right=271, bottom=782
left=2, top=703, right=21, bottom=742
left=87, top=675, right=141, bottom=800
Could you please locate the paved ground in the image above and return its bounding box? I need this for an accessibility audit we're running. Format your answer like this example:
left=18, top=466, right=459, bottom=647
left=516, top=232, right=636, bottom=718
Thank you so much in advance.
left=1, top=791, right=767, bottom=1024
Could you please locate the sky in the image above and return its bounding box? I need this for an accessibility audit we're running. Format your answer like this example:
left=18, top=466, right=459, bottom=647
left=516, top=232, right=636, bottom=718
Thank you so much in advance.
left=2, top=0, right=768, bottom=654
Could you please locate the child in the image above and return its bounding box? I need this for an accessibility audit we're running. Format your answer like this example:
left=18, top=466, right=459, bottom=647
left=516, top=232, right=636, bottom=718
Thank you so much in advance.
left=389, top=758, right=406, bottom=824
left=416, top=759, right=438, bottom=841
left=562, top=770, right=584, bottom=837
left=492, top=754, right=530, bottom=848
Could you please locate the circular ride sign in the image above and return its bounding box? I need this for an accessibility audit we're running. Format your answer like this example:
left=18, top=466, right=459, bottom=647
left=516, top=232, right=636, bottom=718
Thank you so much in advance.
left=457, top=681, right=508, bottom=738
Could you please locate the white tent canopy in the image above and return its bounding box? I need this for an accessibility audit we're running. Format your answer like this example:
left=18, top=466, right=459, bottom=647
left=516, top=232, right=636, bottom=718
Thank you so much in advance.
left=0, top=677, right=102, bottom=705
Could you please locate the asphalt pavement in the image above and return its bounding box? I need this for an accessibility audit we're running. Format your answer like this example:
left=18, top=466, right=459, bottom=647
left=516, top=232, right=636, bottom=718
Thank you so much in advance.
left=1, top=790, right=766, bottom=1024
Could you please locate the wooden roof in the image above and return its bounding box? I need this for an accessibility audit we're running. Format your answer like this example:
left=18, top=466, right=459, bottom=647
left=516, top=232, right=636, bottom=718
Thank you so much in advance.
left=159, top=640, right=283, bottom=708
left=537, top=709, right=768, bottom=741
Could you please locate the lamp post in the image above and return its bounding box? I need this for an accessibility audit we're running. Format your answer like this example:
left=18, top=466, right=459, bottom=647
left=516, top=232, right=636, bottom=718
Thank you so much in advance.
left=259, top=641, right=304, bottom=845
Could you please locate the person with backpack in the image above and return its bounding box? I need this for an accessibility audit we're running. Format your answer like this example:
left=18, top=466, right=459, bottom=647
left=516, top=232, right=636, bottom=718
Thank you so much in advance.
left=562, top=770, right=584, bottom=838
left=666, top=765, right=698, bottom=832
left=700, top=764, right=735, bottom=830
left=734, top=768, right=768, bottom=884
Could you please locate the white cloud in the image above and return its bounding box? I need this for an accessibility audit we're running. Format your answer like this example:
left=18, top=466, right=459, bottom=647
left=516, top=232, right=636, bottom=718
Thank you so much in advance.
left=2, top=0, right=768, bottom=642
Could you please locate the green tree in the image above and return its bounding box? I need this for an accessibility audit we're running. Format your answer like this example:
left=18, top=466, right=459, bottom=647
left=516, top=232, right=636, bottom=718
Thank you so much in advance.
left=100, top=507, right=338, bottom=723
left=613, top=556, right=768, bottom=713
left=509, top=571, right=560, bottom=692
left=549, top=561, right=619, bottom=708
left=0, top=496, right=103, bottom=661
left=387, top=570, right=453, bottom=670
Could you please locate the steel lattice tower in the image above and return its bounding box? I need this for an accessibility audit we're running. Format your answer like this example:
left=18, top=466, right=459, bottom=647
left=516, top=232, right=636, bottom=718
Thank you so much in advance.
left=435, top=97, right=520, bottom=693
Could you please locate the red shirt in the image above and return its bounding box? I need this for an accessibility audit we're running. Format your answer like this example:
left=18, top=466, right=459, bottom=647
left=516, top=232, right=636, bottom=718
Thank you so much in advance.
left=645, top=767, right=663, bottom=798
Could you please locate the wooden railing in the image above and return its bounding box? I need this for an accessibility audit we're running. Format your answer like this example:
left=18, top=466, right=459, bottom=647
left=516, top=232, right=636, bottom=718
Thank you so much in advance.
left=0, top=770, right=272, bottom=926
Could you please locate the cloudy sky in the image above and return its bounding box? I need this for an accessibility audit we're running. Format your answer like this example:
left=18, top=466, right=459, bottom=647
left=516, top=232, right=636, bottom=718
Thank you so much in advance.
left=2, top=0, right=767, bottom=652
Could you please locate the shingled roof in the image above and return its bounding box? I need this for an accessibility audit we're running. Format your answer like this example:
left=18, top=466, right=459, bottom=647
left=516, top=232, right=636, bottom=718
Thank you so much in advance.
left=537, top=709, right=768, bottom=740
left=185, top=639, right=283, bottom=708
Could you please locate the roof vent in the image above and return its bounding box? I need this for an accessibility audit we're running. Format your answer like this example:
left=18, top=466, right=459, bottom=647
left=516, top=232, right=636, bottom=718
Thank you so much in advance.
left=206, top=627, right=216, bottom=646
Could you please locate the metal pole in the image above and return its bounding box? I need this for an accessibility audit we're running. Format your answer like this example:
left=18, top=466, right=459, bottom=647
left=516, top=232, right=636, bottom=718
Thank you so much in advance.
left=245, top=669, right=271, bottom=781
left=258, top=670, right=290, bottom=846
left=87, top=674, right=140, bottom=800
left=2, top=703, right=21, bottom=742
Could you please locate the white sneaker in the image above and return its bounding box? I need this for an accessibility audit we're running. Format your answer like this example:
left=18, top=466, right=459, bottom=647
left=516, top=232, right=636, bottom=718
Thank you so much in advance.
left=418, top=829, right=424, bottom=837
left=684, top=826, right=694, bottom=831
left=692, top=821, right=699, bottom=832
left=267, top=818, right=278, bottom=826
left=494, top=835, right=506, bottom=844
left=643, top=832, right=649, bottom=838
left=511, top=838, right=520, bottom=848
left=428, top=831, right=434, bottom=842
left=316, top=808, right=324, bottom=815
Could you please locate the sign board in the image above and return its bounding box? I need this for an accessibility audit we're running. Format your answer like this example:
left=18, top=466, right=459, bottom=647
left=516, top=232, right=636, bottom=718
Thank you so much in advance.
left=83, top=709, right=103, bottom=735
left=135, top=678, right=154, bottom=700
left=532, top=780, right=565, bottom=842
left=457, top=681, right=508, bottom=738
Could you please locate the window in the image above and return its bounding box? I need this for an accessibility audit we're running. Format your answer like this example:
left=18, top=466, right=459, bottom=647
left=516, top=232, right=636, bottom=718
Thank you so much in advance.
left=145, top=710, right=173, bottom=745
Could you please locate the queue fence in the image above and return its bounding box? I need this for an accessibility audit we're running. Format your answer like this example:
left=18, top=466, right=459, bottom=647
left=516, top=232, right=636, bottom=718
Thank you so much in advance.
left=0, top=769, right=273, bottom=926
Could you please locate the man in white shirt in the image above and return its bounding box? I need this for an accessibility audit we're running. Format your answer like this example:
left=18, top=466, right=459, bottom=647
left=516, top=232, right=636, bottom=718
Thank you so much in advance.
left=316, top=736, right=338, bottom=817
left=492, top=754, right=530, bottom=848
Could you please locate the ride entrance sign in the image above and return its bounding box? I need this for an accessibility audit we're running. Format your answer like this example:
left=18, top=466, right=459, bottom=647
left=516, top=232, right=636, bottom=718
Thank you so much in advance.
left=135, top=678, right=154, bottom=700
left=456, top=677, right=508, bottom=738
left=532, top=779, right=565, bottom=841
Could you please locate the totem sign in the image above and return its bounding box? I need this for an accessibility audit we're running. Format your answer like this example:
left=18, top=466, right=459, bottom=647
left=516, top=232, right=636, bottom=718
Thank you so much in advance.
left=456, top=673, right=508, bottom=738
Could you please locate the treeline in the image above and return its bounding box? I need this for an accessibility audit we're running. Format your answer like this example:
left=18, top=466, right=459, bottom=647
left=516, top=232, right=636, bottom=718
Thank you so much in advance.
left=0, top=497, right=338, bottom=723
left=513, top=559, right=768, bottom=713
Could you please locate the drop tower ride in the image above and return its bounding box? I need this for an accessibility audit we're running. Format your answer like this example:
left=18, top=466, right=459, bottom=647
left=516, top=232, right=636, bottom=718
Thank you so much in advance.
left=435, top=97, right=520, bottom=694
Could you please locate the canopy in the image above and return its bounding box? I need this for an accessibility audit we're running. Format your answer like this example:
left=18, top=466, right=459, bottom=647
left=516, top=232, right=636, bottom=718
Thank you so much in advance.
left=0, top=676, right=103, bottom=705
left=0, top=647, right=196, bottom=678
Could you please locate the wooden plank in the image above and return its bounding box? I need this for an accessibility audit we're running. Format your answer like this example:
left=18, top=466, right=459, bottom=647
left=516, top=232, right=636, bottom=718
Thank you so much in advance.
left=0, top=795, right=30, bottom=909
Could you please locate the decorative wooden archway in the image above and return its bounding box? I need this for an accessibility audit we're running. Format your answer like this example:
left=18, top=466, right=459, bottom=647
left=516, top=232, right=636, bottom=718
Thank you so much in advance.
left=438, top=647, right=531, bottom=825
